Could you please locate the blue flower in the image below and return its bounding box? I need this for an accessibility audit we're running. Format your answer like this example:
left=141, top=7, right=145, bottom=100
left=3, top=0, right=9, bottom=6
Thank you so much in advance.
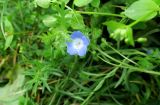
left=67, top=31, right=90, bottom=56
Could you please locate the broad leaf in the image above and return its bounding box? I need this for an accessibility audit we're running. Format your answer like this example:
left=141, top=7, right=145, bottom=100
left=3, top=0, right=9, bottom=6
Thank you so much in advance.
left=104, top=21, right=134, bottom=46
left=4, top=18, right=14, bottom=50
left=104, top=21, right=126, bottom=34
left=91, top=0, right=100, bottom=8
left=0, top=68, right=25, bottom=105
left=124, top=0, right=159, bottom=21
left=43, top=15, right=57, bottom=27
left=36, top=0, right=50, bottom=8
left=70, top=13, right=85, bottom=29
left=74, top=0, right=93, bottom=7
left=5, top=35, right=13, bottom=50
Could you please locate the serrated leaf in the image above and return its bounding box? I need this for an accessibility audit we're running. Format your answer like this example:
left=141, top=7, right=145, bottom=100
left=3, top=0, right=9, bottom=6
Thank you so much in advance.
left=74, top=0, right=93, bottom=7
left=43, top=15, right=57, bottom=27
left=36, top=0, right=50, bottom=8
left=124, top=0, right=159, bottom=21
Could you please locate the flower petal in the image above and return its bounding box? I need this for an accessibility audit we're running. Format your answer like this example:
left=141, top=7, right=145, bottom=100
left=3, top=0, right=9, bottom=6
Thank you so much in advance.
left=71, top=31, right=83, bottom=39
left=82, top=36, right=90, bottom=46
left=67, top=42, right=77, bottom=55
left=77, top=46, right=87, bottom=56
left=67, top=31, right=90, bottom=56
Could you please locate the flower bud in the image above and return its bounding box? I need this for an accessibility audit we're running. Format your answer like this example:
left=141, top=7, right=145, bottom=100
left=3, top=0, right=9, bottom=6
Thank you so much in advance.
left=137, top=37, right=147, bottom=43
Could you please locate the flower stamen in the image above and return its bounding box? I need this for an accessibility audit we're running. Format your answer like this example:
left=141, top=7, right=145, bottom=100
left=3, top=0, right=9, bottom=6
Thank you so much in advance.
left=73, top=38, right=84, bottom=50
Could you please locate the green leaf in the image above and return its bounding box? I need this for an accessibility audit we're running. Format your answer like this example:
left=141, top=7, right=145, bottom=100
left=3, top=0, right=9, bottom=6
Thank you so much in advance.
left=153, top=0, right=160, bottom=5
left=104, top=21, right=134, bottom=46
left=42, top=15, right=57, bottom=27
left=129, top=83, right=139, bottom=93
left=59, top=90, right=84, bottom=101
left=70, top=13, right=85, bottom=29
left=144, top=87, right=151, bottom=100
left=115, top=69, right=127, bottom=88
left=4, top=18, right=14, bottom=50
left=125, top=27, right=134, bottom=46
left=112, top=0, right=125, bottom=4
left=124, top=0, right=159, bottom=21
left=94, top=68, right=117, bottom=92
left=5, top=35, right=13, bottom=50
left=74, top=0, right=93, bottom=7
left=92, top=28, right=102, bottom=40
left=138, top=57, right=154, bottom=69
left=91, top=0, right=100, bottom=8
left=104, top=21, right=126, bottom=34
left=36, top=0, right=50, bottom=8
left=59, top=0, right=69, bottom=4
left=19, top=96, right=36, bottom=105
left=0, top=68, right=25, bottom=105
left=125, top=0, right=137, bottom=5
left=99, top=2, right=115, bottom=13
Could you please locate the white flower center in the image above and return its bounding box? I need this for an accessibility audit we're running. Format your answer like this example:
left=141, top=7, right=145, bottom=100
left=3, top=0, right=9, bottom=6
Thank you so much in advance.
left=73, top=38, right=84, bottom=50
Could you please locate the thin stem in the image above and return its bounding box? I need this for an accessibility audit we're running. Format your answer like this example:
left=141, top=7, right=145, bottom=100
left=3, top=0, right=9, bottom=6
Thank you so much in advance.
left=0, top=1, right=8, bottom=40
left=81, top=59, right=126, bottom=105
left=76, top=11, right=125, bottom=17
left=96, top=47, right=136, bottom=67
left=99, top=56, right=160, bottom=76
left=106, top=44, right=138, bottom=65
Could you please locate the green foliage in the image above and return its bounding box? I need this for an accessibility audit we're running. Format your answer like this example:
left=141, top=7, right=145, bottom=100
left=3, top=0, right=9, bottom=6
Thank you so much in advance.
left=153, top=0, right=160, bottom=5
left=0, top=67, right=25, bottom=105
left=42, top=15, right=57, bottom=27
left=35, top=0, right=51, bottom=8
left=91, top=0, right=100, bottom=8
left=24, top=61, right=52, bottom=95
left=70, top=13, right=85, bottom=29
left=3, top=18, right=14, bottom=50
left=1, top=0, right=160, bottom=105
left=124, top=0, right=160, bottom=21
left=74, top=0, right=93, bottom=7
left=104, top=21, right=134, bottom=46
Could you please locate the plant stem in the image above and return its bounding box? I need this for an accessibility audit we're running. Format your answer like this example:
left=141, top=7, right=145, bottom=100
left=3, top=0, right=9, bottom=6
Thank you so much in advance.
left=128, top=11, right=155, bottom=27
left=0, top=0, right=8, bottom=40
left=76, top=11, right=125, bottom=17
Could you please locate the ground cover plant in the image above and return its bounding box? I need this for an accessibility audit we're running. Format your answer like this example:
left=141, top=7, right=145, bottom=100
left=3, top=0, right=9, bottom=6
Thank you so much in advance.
left=0, top=0, right=160, bottom=105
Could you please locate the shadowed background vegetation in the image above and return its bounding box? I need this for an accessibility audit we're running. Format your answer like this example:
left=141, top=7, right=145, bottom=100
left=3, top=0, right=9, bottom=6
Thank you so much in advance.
left=0, top=0, right=160, bottom=105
